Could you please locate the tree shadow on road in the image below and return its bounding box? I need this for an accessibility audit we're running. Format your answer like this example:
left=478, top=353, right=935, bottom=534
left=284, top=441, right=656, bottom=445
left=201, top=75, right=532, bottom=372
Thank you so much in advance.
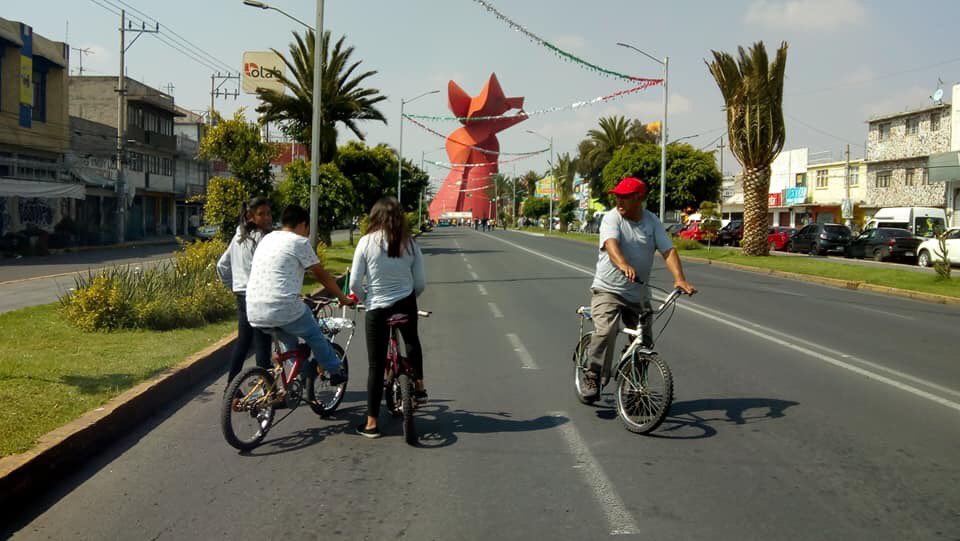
left=413, top=401, right=569, bottom=449
left=593, top=396, right=799, bottom=440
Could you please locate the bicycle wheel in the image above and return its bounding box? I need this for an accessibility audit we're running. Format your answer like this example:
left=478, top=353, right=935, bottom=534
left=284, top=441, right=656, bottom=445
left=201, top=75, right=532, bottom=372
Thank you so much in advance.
left=384, top=375, right=402, bottom=417
left=398, top=373, right=417, bottom=445
left=615, top=353, right=673, bottom=434
left=221, top=366, right=276, bottom=451
left=573, top=332, right=598, bottom=404
left=307, top=342, right=348, bottom=416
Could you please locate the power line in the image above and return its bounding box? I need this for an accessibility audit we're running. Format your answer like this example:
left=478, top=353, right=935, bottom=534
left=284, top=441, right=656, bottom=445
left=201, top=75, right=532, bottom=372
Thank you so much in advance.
left=153, top=33, right=222, bottom=73
left=785, top=113, right=865, bottom=149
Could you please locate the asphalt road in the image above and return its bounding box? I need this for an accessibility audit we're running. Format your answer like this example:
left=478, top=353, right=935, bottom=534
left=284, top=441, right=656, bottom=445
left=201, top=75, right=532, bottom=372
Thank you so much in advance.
left=5, top=228, right=960, bottom=540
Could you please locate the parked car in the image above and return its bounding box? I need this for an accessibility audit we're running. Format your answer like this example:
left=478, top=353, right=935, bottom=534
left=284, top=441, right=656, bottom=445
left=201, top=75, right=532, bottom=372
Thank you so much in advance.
left=767, top=226, right=796, bottom=251
left=845, top=227, right=922, bottom=262
left=195, top=224, right=219, bottom=241
left=716, top=220, right=744, bottom=246
left=665, top=223, right=686, bottom=236
left=916, top=227, right=960, bottom=267
left=864, top=207, right=947, bottom=238
left=678, top=219, right=721, bottom=243
left=788, top=223, right=852, bottom=255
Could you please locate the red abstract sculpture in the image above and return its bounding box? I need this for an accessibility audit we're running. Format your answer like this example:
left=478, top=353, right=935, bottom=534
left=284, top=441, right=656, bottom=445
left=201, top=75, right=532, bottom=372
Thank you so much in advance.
left=428, top=73, right=526, bottom=221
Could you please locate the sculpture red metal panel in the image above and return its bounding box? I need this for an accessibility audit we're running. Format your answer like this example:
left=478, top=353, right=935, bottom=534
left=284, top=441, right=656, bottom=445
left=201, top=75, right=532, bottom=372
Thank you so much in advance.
left=428, top=73, right=526, bottom=221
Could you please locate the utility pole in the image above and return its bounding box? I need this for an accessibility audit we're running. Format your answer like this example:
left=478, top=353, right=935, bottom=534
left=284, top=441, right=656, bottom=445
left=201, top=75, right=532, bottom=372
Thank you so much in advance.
left=844, top=144, right=852, bottom=229
left=208, top=72, right=240, bottom=124
left=718, top=135, right=725, bottom=178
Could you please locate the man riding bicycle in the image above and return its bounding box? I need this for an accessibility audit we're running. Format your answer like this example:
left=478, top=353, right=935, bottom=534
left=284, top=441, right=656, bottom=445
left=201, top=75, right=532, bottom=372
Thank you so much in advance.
left=584, top=177, right=697, bottom=398
left=246, top=205, right=355, bottom=386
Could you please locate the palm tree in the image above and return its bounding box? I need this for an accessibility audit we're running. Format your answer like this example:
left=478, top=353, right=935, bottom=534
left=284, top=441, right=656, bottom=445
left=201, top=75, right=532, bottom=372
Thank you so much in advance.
left=577, top=116, right=655, bottom=201
left=552, top=152, right=578, bottom=233
left=256, top=30, right=387, bottom=163
left=707, top=41, right=788, bottom=256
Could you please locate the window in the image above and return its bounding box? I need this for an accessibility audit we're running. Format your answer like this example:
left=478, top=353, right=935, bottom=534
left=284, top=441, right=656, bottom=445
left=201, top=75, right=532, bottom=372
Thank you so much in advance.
left=848, top=167, right=859, bottom=186
left=128, top=152, right=143, bottom=172
left=161, top=157, right=173, bottom=176
left=922, top=167, right=931, bottom=185
left=876, top=171, right=891, bottom=188
left=816, top=169, right=828, bottom=188
left=878, top=123, right=890, bottom=141
left=32, top=69, right=47, bottom=122
left=147, top=154, right=160, bottom=174
left=906, top=117, right=919, bottom=135
left=905, top=169, right=914, bottom=186
left=931, top=112, right=941, bottom=131
left=795, top=173, right=807, bottom=187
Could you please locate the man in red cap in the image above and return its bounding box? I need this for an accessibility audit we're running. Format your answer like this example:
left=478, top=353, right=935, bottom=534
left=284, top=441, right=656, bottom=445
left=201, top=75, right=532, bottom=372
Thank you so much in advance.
left=583, top=177, right=697, bottom=399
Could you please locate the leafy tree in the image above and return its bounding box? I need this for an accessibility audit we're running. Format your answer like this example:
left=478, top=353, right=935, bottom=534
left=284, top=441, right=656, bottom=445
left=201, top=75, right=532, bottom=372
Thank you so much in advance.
left=520, top=170, right=541, bottom=196
left=601, top=143, right=722, bottom=213
left=707, top=41, right=788, bottom=255
left=334, top=141, right=428, bottom=214
left=521, top=196, right=550, bottom=221
left=199, top=110, right=276, bottom=196
left=274, top=160, right=356, bottom=245
left=256, top=29, right=387, bottom=163
left=202, top=177, right=249, bottom=242
left=698, top=201, right=722, bottom=249
left=552, top=152, right=578, bottom=232
left=576, top=116, right=656, bottom=201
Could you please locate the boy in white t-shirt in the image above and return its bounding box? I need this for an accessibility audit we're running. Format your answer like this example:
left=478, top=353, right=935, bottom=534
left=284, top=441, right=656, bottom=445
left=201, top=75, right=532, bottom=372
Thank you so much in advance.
left=246, top=205, right=355, bottom=384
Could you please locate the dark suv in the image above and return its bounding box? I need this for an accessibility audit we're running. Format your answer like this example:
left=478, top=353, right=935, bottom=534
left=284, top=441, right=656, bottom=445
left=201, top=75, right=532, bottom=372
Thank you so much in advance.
left=788, top=223, right=852, bottom=255
left=845, top=228, right=922, bottom=262
left=717, top=220, right=744, bottom=246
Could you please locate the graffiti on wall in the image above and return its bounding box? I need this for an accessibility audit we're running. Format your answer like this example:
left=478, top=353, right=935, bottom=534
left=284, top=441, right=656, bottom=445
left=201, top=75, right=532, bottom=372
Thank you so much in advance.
left=19, top=197, right=54, bottom=228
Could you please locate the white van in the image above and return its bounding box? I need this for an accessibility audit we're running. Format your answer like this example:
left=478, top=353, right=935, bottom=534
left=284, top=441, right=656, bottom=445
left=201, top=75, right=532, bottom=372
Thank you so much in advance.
left=864, top=207, right=946, bottom=238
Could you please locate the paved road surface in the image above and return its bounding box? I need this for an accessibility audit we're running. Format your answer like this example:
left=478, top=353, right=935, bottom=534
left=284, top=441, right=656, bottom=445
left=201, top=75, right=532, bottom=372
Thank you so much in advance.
left=6, top=228, right=959, bottom=540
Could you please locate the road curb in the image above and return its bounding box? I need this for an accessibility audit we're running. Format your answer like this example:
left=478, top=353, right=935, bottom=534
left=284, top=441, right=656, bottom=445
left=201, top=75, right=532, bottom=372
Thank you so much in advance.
left=684, top=255, right=960, bottom=305
left=0, top=332, right=237, bottom=512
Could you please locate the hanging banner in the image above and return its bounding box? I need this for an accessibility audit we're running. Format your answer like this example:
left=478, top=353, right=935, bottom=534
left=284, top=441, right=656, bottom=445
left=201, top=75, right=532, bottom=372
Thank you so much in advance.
left=784, top=187, right=807, bottom=206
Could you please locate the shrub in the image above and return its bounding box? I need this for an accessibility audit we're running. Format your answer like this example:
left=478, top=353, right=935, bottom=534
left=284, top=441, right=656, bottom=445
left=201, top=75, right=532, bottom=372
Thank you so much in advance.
left=405, top=211, right=419, bottom=234
left=60, top=240, right=234, bottom=332
left=315, top=240, right=328, bottom=268
left=672, top=237, right=703, bottom=251
left=359, top=214, right=370, bottom=235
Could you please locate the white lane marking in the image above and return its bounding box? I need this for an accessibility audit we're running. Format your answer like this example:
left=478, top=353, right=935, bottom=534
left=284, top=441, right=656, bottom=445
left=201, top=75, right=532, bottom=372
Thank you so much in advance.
left=470, top=271, right=480, bottom=281
left=506, top=333, right=539, bottom=369
left=548, top=411, right=638, bottom=536
left=466, top=263, right=474, bottom=271
left=477, top=284, right=488, bottom=296
left=481, top=231, right=960, bottom=412
left=845, top=303, right=915, bottom=321
left=488, top=302, right=503, bottom=319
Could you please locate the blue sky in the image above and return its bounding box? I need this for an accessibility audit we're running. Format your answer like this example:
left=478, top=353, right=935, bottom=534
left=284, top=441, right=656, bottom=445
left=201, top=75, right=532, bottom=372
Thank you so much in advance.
left=7, top=0, right=959, bottom=181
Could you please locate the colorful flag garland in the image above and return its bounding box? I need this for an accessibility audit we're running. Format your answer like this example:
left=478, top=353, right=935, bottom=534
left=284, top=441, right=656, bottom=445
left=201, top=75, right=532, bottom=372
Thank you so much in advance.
left=404, top=114, right=550, bottom=156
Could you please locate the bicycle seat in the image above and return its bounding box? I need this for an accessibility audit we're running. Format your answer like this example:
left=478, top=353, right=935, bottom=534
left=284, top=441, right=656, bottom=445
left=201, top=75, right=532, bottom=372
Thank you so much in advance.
left=386, top=313, right=409, bottom=326
left=576, top=306, right=593, bottom=319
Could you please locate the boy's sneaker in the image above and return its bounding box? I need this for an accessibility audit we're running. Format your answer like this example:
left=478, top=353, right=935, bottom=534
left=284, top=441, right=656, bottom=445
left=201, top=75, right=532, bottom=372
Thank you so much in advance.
left=414, top=389, right=428, bottom=404
left=355, top=424, right=381, bottom=439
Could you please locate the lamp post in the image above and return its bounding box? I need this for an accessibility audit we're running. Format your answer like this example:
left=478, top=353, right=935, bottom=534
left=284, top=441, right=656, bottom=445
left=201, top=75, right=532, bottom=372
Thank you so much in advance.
left=526, top=130, right=553, bottom=231
left=397, top=90, right=439, bottom=205
left=243, top=0, right=322, bottom=246
left=617, top=42, right=668, bottom=221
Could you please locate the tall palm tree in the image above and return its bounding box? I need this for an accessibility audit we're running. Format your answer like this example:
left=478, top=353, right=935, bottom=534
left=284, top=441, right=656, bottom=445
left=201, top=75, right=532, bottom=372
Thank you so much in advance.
left=256, top=29, right=387, bottom=163
left=577, top=116, right=655, bottom=202
left=552, top=152, right=578, bottom=233
left=707, top=41, right=788, bottom=256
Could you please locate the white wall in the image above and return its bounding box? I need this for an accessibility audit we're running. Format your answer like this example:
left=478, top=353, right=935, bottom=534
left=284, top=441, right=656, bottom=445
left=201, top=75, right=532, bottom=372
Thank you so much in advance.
left=770, top=148, right=808, bottom=193
left=952, top=84, right=960, bottom=152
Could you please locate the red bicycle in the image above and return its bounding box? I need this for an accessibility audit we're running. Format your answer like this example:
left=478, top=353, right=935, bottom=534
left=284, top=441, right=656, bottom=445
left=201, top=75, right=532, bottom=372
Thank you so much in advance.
left=220, top=296, right=352, bottom=451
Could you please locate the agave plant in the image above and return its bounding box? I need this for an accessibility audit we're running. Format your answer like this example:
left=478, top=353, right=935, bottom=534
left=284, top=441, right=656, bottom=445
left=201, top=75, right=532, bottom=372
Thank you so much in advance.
left=707, top=41, right=788, bottom=256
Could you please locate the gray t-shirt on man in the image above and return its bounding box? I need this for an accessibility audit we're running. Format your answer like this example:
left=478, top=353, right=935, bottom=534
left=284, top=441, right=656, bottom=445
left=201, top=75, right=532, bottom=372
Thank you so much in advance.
left=590, top=209, right=673, bottom=304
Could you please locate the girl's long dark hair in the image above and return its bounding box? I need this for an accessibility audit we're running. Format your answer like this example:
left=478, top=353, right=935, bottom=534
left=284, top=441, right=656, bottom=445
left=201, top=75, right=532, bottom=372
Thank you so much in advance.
left=367, top=197, right=410, bottom=258
left=238, top=196, right=270, bottom=245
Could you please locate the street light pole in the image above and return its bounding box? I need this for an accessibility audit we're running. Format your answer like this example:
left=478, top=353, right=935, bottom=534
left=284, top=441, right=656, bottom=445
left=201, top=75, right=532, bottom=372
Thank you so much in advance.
left=397, top=90, right=439, bottom=205
left=617, top=42, right=668, bottom=220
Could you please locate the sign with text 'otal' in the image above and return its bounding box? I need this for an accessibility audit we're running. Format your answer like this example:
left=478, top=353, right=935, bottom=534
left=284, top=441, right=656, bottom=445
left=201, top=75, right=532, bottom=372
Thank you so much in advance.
left=242, top=51, right=285, bottom=94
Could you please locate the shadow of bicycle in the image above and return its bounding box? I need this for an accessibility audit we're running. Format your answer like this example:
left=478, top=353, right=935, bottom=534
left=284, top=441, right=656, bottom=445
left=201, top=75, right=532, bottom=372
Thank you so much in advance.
left=241, top=392, right=369, bottom=456
left=594, top=396, right=799, bottom=439
left=412, top=400, right=570, bottom=449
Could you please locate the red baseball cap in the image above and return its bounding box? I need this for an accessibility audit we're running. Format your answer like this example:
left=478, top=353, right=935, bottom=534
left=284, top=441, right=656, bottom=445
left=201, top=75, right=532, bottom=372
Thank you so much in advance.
left=609, top=177, right=648, bottom=197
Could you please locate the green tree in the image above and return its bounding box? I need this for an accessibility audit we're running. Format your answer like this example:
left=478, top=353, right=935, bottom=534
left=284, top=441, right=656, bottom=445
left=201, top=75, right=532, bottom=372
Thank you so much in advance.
left=521, top=196, right=550, bottom=221
left=256, top=29, right=387, bottom=163
left=707, top=41, right=788, bottom=256
left=274, top=160, right=356, bottom=245
left=552, top=153, right=578, bottom=232
left=698, top=200, right=722, bottom=249
left=334, top=141, right=428, bottom=214
left=199, top=110, right=276, bottom=196
left=601, top=143, right=722, bottom=212
left=521, top=170, right=541, bottom=196
left=576, top=116, right=656, bottom=201
left=202, top=177, right=249, bottom=242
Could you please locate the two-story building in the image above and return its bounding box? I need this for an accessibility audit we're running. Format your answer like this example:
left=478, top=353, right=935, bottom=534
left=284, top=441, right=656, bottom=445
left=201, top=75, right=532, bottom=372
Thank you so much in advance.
left=865, top=98, right=952, bottom=213
left=70, top=76, right=183, bottom=240
left=805, top=158, right=868, bottom=228
left=0, top=17, right=84, bottom=244
left=174, top=106, right=208, bottom=236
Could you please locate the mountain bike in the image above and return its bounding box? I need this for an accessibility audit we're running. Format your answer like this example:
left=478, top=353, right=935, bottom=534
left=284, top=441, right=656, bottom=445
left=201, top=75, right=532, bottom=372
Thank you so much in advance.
left=220, top=296, right=355, bottom=451
left=572, top=286, right=685, bottom=434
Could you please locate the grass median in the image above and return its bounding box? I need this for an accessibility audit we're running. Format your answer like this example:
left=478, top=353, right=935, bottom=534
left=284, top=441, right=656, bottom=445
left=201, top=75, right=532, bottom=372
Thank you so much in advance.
left=522, top=229, right=960, bottom=299
left=0, top=303, right=234, bottom=457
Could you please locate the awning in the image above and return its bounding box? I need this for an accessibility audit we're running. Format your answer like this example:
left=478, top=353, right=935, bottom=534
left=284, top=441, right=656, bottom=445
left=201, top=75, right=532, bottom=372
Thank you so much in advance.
left=929, top=151, right=960, bottom=183
left=0, top=177, right=84, bottom=199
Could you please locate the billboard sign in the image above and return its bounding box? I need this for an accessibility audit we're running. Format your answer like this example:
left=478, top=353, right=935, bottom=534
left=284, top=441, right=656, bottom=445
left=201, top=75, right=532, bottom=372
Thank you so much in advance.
left=536, top=176, right=556, bottom=197
left=784, top=187, right=807, bottom=206
left=768, top=192, right=782, bottom=207
left=242, top=51, right=285, bottom=94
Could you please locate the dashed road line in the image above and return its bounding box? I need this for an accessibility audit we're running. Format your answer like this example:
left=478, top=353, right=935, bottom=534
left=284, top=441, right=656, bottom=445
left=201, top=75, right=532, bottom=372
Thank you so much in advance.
left=477, top=284, right=488, bottom=296
left=470, top=271, right=480, bottom=281
left=488, top=302, right=503, bottom=319
left=506, top=333, right=538, bottom=370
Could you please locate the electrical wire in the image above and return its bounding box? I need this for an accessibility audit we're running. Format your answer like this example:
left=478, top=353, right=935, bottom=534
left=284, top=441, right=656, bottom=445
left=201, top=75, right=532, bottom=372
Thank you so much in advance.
left=785, top=113, right=866, bottom=149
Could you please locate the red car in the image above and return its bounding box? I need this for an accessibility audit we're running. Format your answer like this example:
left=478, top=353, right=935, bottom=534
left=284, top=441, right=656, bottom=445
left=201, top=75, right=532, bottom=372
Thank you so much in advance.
left=768, top=226, right=796, bottom=251
left=678, top=221, right=722, bottom=242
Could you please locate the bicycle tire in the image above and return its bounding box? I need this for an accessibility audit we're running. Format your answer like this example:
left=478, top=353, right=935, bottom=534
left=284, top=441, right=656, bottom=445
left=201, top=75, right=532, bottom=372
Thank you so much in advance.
left=307, top=342, right=348, bottom=416
left=573, top=332, right=598, bottom=405
left=615, top=353, right=673, bottom=434
left=398, top=373, right=417, bottom=445
left=221, top=366, right=276, bottom=451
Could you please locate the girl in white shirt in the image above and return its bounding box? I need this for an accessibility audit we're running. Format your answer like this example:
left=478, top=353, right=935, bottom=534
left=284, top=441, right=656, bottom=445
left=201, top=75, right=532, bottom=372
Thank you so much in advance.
left=350, top=197, right=426, bottom=438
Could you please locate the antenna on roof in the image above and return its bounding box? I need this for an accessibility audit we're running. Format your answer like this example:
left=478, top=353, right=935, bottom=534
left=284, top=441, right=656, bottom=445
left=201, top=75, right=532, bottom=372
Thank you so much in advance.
left=930, top=78, right=944, bottom=105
